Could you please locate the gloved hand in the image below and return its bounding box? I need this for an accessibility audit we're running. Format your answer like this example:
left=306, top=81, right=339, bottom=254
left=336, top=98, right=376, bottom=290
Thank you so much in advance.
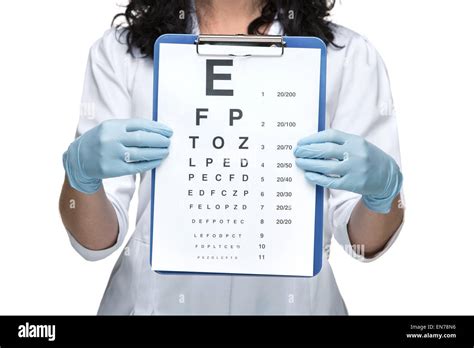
left=294, top=129, right=402, bottom=214
left=63, top=118, right=173, bottom=194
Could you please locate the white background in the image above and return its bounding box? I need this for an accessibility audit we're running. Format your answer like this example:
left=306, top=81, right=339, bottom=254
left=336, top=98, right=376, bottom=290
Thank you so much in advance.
left=0, top=0, right=472, bottom=315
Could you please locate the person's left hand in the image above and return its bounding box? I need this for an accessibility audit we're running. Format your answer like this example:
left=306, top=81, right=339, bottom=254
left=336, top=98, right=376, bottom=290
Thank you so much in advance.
left=293, top=129, right=403, bottom=214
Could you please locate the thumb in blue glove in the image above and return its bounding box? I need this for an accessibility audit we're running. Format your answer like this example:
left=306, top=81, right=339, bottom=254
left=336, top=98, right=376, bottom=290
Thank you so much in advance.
left=63, top=118, right=173, bottom=194
left=294, top=129, right=403, bottom=214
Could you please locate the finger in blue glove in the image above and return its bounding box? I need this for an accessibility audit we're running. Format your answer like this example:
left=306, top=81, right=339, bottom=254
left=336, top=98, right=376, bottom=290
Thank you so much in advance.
left=294, top=129, right=402, bottom=214
left=63, top=118, right=173, bottom=194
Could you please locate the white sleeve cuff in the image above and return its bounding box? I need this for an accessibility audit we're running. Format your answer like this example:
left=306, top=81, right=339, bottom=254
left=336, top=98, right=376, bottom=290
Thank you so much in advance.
left=66, top=195, right=129, bottom=262
left=332, top=196, right=404, bottom=263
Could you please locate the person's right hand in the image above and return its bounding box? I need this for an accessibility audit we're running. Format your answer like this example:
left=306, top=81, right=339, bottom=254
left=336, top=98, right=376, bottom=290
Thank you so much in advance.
left=63, top=118, right=173, bottom=194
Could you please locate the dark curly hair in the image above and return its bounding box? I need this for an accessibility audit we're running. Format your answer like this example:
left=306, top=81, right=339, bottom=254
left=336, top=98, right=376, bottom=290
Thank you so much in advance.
left=113, top=0, right=337, bottom=58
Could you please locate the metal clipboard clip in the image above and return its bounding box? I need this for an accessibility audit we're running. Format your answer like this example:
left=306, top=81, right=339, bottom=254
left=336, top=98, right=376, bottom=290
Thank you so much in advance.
left=196, top=35, right=285, bottom=57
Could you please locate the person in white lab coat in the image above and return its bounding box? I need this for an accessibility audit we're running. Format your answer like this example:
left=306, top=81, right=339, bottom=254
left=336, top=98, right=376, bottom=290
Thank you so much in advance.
left=59, top=0, right=405, bottom=315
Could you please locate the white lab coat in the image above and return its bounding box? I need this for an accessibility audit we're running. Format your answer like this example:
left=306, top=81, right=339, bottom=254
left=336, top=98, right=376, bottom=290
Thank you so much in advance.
left=67, top=20, right=404, bottom=315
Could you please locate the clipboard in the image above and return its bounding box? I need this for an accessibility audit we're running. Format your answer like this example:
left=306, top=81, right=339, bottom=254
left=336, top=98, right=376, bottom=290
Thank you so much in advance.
left=150, top=34, right=327, bottom=277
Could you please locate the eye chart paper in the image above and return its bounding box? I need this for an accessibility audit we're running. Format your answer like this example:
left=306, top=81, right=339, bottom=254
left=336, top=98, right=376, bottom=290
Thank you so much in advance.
left=151, top=37, right=325, bottom=277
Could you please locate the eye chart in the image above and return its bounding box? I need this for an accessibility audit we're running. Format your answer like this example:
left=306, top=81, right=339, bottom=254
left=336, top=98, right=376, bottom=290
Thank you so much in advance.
left=151, top=35, right=326, bottom=277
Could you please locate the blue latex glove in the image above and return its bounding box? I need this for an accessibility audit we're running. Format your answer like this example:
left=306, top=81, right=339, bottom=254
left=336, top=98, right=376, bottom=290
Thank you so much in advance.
left=294, top=129, right=402, bottom=214
left=63, top=119, right=173, bottom=194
